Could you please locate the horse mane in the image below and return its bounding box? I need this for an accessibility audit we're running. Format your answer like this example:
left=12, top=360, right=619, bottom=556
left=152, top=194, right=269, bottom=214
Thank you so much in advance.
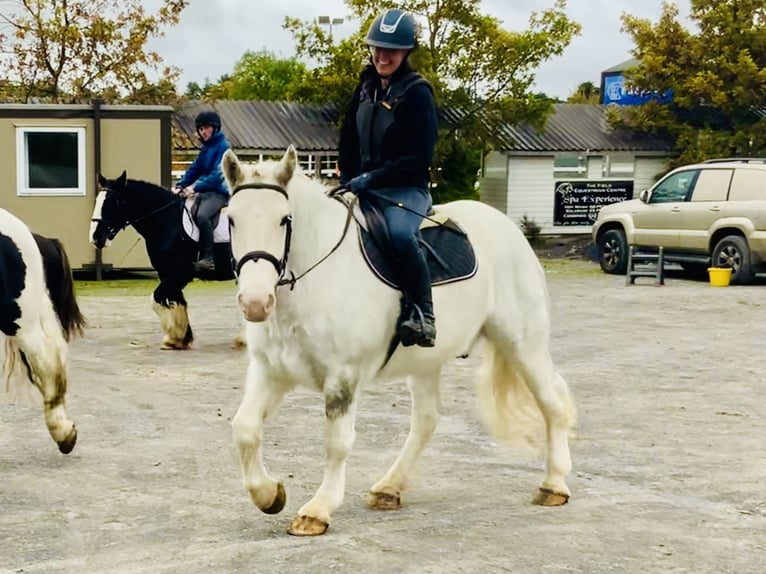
left=32, top=234, right=86, bottom=341
left=126, top=178, right=175, bottom=198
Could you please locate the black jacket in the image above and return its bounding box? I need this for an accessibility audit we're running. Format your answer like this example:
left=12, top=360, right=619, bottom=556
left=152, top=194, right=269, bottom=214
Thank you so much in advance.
left=338, top=64, right=438, bottom=190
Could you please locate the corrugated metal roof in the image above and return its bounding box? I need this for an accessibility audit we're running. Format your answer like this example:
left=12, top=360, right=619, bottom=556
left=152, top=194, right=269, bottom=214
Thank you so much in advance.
left=494, top=104, right=676, bottom=153
left=173, top=101, right=676, bottom=154
left=173, top=100, right=340, bottom=153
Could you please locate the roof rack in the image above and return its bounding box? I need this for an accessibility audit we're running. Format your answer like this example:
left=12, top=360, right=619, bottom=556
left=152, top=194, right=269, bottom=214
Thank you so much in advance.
left=703, top=157, right=766, bottom=164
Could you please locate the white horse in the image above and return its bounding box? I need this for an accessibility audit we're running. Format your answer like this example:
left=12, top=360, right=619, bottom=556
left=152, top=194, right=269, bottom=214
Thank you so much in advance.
left=1, top=208, right=85, bottom=453
left=222, top=147, right=576, bottom=536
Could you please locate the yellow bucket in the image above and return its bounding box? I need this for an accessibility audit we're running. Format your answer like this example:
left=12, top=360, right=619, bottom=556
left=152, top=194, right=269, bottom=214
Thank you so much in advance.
left=707, top=267, right=732, bottom=287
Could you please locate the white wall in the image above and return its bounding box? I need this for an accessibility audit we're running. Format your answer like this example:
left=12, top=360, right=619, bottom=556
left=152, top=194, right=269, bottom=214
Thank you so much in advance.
left=506, top=155, right=562, bottom=234
left=503, top=153, right=671, bottom=235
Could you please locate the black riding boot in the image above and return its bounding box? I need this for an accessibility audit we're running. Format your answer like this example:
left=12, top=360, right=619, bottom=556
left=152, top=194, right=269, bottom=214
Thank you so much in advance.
left=197, top=220, right=215, bottom=272
left=399, top=245, right=436, bottom=348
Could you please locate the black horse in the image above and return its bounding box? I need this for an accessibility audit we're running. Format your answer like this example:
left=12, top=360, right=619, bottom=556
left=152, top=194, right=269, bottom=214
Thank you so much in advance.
left=91, top=171, right=236, bottom=349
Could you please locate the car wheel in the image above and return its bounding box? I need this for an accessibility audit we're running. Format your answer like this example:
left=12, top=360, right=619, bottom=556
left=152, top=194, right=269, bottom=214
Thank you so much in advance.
left=598, top=228, right=628, bottom=274
left=711, top=235, right=754, bottom=285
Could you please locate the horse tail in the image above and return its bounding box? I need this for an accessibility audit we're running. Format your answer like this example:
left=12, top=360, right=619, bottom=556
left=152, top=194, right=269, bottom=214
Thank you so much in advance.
left=33, top=234, right=86, bottom=341
left=475, top=341, right=574, bottom=453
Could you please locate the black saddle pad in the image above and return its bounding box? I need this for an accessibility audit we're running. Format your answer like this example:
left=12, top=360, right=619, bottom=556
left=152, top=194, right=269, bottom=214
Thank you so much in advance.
left=357, top=204, right=477, bottom=289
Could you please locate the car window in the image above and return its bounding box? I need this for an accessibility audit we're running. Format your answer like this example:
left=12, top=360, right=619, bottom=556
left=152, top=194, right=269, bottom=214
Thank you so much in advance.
left=729, top=168, right=766, bottom=201
left=650, top=170, right=699, bottom=203
left=689, top=169, right=732, bottom=201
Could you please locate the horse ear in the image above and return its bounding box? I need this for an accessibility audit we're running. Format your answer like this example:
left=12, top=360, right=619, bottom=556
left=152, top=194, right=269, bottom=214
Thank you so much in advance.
left=117, top=170, right=127, bottom=188
left=222, top=149, right=243, bottom=189
left=276, top=145, right=297, bottom=186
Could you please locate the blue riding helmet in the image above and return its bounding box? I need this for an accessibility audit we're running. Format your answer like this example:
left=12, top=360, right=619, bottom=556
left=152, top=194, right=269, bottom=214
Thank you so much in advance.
left=365, top=9, right=416, bottom=50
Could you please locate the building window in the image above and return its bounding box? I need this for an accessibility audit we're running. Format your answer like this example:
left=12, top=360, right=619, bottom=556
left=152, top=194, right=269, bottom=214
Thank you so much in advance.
left=602, top=154, right=635, bottom=178
left=553, top=154, right=587, bottom=178
left=16, top=126, right=87, bottom=196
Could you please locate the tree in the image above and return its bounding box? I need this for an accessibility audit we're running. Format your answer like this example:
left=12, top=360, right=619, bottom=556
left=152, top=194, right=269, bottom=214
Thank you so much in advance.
left=225, top=50, right=309, bottom=101
left=0, top=0, right=188, bottom=102
left=567, top=81, right=600, bottom=104
left=283, top=0, right=581, bottom=202
left=617, top=0, right=766, bottom=166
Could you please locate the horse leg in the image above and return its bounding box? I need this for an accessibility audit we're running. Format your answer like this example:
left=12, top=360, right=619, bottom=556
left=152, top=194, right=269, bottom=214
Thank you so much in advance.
left=150, top=287, right=193, bottom=350
left=522, top=356, right=575, bottom=506
left=17, top=328, right=77, bottom=454
left=288, top=376, right=361, bottom=536
left=480, top=339, right=575, bottom=505
left=368, top=370, right=441, bottom=510
left=232, top=360, right=289, bottom=516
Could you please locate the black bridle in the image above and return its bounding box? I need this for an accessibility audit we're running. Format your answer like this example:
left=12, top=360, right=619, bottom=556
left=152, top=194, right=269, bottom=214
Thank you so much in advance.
left=230, top=182, right=355, bottom=290
left=230, top=183, right=293, bottom=285
left=92, top=189, right=181, bottom=240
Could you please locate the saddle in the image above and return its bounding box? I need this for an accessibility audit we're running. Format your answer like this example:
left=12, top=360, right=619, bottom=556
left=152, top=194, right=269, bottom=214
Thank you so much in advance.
left=181, top=195, right=230, bottom=244
left=355, top=196, right=478, bottom=289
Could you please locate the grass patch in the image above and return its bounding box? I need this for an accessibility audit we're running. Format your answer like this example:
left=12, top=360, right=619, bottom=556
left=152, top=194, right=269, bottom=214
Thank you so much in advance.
left=74, top=273, right=236, bottom=297
left=541, top=259, right=602, bottom=277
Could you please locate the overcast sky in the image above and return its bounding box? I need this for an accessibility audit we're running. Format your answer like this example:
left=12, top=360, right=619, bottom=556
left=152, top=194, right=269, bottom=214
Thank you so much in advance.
left=148, top=0, right=692, bottom=99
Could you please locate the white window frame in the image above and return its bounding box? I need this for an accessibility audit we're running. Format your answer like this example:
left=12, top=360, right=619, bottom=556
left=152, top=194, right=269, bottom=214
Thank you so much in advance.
left=16, top=126, right=87, bottom=196
left=602, top=154, right=635, bottom=178
left=553, top=154, right=587, bottom=179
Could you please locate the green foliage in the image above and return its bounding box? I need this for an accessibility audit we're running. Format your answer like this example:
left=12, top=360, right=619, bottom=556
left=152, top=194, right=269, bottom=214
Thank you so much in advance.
left=619, top=0, right=766, bottom=165
left=225, top=50, right=309, bottom=101
left=0, top=0, right=188, bottom=103
left=567, top=81, right=600, bottom=104
left=279, top=0, right=581, bottom=198
left=520, top=215, right=543, bottom=246
left=430, top=136, right=481, bottom=203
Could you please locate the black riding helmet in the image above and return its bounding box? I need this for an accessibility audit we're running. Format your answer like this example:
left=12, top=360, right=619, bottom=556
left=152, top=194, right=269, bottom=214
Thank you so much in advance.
left=194, top=110, right=221, bottom=131
left=366, top=8, right=416, bottom=50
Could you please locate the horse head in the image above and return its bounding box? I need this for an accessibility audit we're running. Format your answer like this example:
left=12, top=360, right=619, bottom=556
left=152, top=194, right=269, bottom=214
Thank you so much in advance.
left=90, top=171, right=129, bottom=248
left=223, top=146, right=297, bottom=322
left=90, top=171, right=179, bottom=250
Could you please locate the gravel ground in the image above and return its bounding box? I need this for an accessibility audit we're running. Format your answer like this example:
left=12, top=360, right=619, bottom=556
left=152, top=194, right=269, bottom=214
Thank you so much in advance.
left=1, top=259, right=764, bottom=574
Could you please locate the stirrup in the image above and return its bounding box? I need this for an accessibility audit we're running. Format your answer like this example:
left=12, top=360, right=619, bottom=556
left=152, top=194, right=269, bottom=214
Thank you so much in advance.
left=196, top=258, right=215, bottom=272
left=400, top=305, right=436, bottom=348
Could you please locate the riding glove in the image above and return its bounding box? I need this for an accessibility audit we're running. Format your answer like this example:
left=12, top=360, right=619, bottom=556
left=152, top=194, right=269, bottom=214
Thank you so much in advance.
left=347, top=173, right=371, bottom=196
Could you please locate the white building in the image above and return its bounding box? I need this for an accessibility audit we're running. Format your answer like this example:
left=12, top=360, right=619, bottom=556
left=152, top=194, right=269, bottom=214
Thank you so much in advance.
left=479, top=104, right=676, bottom=235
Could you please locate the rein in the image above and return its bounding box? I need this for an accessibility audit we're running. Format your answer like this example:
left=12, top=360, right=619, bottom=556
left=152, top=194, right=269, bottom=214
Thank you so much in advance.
left=230, top=182, right=356, bottom=290
left=93, top=190, right=181, bottom=235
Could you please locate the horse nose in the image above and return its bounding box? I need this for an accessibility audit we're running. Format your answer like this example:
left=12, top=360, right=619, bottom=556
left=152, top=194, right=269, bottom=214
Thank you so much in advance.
left=237, top=291, right=275, bottom=322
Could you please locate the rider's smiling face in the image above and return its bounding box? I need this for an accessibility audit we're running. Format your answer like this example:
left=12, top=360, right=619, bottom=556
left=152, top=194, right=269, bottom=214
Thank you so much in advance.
left=197, top=124, right=215, bottom=141
left=371, top=46, right=408, bottom=78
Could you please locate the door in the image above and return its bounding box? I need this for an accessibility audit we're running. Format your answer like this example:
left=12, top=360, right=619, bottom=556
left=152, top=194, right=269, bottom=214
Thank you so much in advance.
left=632, top=169, right=699, bottom=248
left=678, top=169, right=732, bottom=251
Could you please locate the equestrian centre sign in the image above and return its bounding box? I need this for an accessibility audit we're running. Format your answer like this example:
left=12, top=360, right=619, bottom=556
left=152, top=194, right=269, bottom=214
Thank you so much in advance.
left=553, top=180, right=634, bottom=226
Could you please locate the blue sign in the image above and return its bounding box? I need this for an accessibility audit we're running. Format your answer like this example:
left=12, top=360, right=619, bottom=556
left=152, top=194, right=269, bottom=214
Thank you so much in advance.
left=601, top=73, right=672, bottom=106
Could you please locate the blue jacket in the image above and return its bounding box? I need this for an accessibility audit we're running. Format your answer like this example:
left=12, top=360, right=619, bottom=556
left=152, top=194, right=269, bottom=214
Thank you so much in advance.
left=177, top=130, right=231, bottom=195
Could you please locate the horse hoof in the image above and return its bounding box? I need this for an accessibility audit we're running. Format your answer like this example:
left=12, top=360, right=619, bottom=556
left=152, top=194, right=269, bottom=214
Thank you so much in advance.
left=287, top=515, right=329, bottom=536
left=260, top=482, right=286, bottom=515
left=160, top=342, right=190, bottom=350
left=57, top=427, right=77, bottom=454
left=367, top=490, right=401, bottom=510
left=532, top=488, right=569, bottom=506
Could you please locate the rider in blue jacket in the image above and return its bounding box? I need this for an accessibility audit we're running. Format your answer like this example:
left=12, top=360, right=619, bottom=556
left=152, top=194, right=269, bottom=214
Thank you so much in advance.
left=175, top=110, right=231, bottom=272
left=338, top=8, right=439, bottom=347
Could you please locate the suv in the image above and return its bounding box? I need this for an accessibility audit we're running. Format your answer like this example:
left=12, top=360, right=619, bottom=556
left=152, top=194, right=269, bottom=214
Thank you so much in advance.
left=592, top=159, right=766, bottom=284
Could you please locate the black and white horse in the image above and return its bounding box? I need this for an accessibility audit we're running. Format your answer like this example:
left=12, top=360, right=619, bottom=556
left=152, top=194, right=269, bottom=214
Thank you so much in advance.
left=90, top=171, right=237, bottom=349
left=1, top=208, right=85, bottom=453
